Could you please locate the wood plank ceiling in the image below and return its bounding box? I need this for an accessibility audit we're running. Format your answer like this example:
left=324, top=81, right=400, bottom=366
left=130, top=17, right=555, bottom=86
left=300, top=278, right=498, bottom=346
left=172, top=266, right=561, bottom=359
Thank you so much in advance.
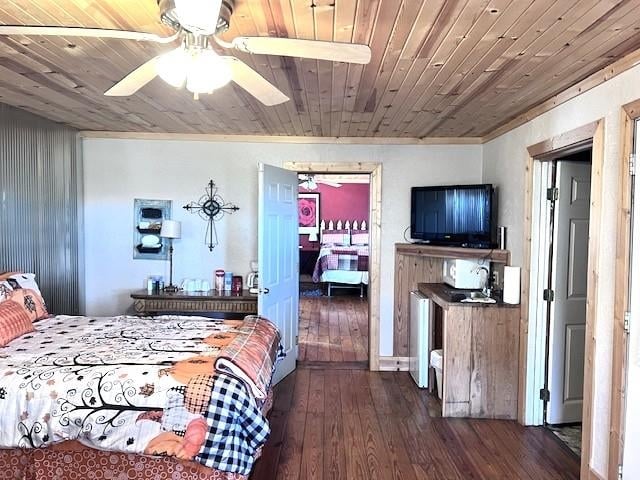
left=1, top=0, right=640, bottom=137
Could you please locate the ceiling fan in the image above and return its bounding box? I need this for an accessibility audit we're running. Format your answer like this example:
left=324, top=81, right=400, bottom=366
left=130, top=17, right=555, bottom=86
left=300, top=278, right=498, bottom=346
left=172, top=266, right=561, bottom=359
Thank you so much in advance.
left=0, top=0, right=372, bottom=105
left=299, top=174, right=342, bottom=190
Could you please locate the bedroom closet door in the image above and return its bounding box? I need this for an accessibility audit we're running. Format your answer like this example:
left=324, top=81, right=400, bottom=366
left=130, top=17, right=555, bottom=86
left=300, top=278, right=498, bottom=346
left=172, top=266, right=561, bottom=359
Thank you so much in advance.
left=258, top=163, right=299, bottom=384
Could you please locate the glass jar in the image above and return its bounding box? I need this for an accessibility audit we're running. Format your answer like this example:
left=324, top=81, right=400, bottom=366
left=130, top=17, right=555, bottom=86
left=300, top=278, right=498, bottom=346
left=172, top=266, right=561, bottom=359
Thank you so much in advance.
left=214, top=269, right=225, bottom=291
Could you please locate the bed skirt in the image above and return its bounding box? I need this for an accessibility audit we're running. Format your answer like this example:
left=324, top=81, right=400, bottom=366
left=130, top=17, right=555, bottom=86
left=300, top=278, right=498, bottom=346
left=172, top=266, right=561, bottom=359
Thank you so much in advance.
left=0, top=389, right=273, bottom=480
left=0, top=445, right=247, bottom=480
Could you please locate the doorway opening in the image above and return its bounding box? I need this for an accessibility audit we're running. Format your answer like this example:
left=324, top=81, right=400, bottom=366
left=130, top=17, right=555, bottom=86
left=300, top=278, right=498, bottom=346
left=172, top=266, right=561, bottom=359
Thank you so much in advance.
left=529, top=145, right=593, bottom=458
left=284, top=161, right=382, bottom=371
left=543, top=148, right=592, bottom=458
left=297, top=172, right=371, bottom=368
left=521, top=121, right=605, bottom=476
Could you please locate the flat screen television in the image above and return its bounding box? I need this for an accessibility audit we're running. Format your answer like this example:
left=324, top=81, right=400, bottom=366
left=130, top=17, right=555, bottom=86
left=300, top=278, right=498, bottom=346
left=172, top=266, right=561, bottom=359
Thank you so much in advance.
left=410, top=184, right=495, bottom=247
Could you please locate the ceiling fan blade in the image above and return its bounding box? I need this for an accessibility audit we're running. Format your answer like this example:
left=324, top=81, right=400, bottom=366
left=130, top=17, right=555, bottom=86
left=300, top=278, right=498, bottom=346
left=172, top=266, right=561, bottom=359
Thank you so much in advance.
left=318, top=180, right=343, bottom=188
left=230, top=37, right=372, bottom=64
left=223, top=57, right=289, bottom=106
left=104, top=56, right=160, bottom=96
left=0, top=25, right=179, bottom=44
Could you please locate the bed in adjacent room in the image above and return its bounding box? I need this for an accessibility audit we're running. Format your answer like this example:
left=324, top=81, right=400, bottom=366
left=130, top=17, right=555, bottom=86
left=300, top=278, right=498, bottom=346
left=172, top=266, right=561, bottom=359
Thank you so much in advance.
left=311, top=222, right=369, bottom=297
left=0, top=273, right=281, bottom=480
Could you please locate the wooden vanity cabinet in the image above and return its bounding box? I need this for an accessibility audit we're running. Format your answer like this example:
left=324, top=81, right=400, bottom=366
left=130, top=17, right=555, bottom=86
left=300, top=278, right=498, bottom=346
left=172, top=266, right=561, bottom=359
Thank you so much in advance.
left=418, top=283, right=519, bottom=420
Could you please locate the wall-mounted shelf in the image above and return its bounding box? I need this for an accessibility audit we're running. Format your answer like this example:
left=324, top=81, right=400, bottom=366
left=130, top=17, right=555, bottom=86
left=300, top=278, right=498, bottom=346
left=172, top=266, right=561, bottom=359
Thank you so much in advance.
left=133, top=198, right=171, bottom=260
left=136, top=227, right=162, bottom=235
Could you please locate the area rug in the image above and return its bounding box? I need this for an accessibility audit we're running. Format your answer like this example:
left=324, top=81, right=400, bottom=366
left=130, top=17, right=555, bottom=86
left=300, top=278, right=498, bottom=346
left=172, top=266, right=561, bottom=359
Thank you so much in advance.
left=548, top=424, right=581, bottom=456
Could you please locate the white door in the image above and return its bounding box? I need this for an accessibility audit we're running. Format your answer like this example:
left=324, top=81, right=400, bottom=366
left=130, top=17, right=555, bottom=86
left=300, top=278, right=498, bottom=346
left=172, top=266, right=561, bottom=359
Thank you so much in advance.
left=258, top=163, right=299, bottom=384
left=547, top=160, right=591, bottom=424
left=622, top=126, right=640, bottom=478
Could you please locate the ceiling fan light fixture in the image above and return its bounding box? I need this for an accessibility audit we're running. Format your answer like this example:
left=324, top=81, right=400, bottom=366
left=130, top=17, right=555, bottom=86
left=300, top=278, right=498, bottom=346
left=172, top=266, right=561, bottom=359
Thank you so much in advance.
left=156, top=47, right=188, bottom=87
left=299, top=175, right=318, bottom=190
left=185, top=49, right=232, bottom=94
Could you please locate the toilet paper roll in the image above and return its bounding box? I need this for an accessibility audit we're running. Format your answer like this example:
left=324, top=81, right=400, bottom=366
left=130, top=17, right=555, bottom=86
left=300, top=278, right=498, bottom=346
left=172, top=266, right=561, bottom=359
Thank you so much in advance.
left=503, top=266, right=521, bottom=304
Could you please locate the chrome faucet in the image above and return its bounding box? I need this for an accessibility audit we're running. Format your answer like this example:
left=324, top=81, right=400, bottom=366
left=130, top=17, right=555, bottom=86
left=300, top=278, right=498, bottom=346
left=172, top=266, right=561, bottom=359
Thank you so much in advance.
left=475, top=266, right=491, bottom=297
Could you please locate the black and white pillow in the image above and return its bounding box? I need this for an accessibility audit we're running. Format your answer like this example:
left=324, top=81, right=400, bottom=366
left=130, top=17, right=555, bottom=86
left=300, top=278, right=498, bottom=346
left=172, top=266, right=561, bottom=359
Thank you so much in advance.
left=0, top=282, right=12, bottom=302
left=3, top=274, right=45, bottom=307
left=6, top=273, right=42, bottom=295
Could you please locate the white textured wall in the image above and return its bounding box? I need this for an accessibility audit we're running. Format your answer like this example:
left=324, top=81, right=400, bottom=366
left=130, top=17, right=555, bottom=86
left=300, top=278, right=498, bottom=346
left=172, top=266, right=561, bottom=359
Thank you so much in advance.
left=482, top=64, right=640, bottom=476
left=82, top=138, right=482, bottom=357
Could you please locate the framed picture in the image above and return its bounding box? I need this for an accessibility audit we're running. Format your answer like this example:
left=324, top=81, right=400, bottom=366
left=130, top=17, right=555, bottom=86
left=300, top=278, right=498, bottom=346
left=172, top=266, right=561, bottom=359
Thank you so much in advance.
left=298, top=193, right=320, bottom=234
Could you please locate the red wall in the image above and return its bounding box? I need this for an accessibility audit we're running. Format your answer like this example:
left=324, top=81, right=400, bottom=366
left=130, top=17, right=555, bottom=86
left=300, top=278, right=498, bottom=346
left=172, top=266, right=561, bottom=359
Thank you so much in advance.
left=299, top=182, right=369, bottom=249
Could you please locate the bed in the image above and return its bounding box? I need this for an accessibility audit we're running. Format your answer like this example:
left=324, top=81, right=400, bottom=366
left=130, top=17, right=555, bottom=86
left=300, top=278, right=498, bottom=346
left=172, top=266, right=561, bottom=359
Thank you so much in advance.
left=311, top=220, right=369, bottom=297
left=0, top=274, right=282, bottom=480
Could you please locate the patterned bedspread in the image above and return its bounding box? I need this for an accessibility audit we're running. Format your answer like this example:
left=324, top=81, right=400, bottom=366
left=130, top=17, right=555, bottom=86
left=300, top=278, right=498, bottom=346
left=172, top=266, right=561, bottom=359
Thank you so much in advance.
left=0, top=314, right=281, bottom=475
left=312, top=245, right=369, bottom=282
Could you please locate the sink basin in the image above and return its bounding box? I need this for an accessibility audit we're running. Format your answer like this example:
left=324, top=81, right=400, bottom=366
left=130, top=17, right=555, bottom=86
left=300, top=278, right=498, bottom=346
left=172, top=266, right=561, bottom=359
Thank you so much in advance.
left=446, top=289, right=495, bottom=303
left=461, top=291, right=496, bottom=303
left=468, top=291, right=488, bottom=299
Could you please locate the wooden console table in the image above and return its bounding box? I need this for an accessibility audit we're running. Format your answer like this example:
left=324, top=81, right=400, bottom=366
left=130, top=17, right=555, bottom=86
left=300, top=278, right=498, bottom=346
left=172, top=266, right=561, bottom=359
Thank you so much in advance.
left=130, top=290, right=258, bottom=318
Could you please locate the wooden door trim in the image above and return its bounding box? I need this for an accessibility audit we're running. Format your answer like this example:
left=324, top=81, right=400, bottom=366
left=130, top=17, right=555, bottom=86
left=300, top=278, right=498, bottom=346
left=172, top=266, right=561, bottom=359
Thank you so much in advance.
left=521, top=120, right=604, bottom=479
left=526, top=121, right=598, bottom=159
left=607, top=103, right=636, bottom=480
left=283, top=161, right=382, bottom=372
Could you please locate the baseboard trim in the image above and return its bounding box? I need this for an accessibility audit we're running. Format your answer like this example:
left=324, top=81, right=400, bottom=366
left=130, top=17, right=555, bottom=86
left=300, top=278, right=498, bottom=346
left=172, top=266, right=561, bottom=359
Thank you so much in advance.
left=379, top=356, right=410, bottom=371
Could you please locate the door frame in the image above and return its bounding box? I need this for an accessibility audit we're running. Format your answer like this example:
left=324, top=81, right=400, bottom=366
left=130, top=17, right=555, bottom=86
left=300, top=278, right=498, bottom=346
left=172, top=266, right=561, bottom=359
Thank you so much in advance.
left=608, top=101, right=638, bottom=480
left=520, top=120, right=603, bottom=478
left=283, top=161, right=382, bottom=371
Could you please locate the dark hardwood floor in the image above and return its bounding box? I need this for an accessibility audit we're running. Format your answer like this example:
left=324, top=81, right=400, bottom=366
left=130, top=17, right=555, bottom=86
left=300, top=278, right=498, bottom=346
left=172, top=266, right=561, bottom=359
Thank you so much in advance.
left=251, top=368, right=580, bottom=480
left=298, top=297, right=368, bottom=364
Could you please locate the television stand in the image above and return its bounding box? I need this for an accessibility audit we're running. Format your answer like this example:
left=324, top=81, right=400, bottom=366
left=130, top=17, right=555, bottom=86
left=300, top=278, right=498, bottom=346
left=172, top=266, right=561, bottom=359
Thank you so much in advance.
left=396, top=243, right=509, bottom=262
left=393, top=243, right=510, bottom=357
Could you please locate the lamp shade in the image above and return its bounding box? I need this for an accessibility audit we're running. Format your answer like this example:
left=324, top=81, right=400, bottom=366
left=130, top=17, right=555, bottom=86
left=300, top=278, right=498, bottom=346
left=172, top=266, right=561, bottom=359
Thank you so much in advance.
left=160, top=220, right=182, bottom=239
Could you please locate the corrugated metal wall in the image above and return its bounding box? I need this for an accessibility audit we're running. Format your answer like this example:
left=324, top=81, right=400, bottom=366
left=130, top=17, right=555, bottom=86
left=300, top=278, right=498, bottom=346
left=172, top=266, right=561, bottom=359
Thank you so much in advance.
left=0, top=103, right=82, bottom=314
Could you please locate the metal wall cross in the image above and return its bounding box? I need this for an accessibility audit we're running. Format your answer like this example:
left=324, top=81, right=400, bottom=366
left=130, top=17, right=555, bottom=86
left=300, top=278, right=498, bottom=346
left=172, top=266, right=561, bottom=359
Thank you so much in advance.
left=183, top=179, right=239, bottom=251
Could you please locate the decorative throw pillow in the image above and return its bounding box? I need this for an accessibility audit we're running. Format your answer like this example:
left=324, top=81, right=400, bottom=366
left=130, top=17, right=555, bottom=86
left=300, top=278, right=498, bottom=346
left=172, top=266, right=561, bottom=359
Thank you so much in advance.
left=351, top=230, right=369, bottom=245
left=322, top=229, right=350, bottom=246
left=8, top=288, right=49, bottom=321
left=0, top=299, right=35, bottom=346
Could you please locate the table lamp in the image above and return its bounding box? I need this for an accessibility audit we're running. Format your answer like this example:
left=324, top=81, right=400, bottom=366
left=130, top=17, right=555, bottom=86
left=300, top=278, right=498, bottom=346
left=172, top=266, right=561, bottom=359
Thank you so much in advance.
left=160, top=220, right=181, bottom=292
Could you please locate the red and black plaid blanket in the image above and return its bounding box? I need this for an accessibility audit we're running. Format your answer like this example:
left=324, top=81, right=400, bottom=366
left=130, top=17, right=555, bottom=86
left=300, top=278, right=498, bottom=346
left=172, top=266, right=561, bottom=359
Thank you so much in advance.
left=312, top=245, right=369, bottom=282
